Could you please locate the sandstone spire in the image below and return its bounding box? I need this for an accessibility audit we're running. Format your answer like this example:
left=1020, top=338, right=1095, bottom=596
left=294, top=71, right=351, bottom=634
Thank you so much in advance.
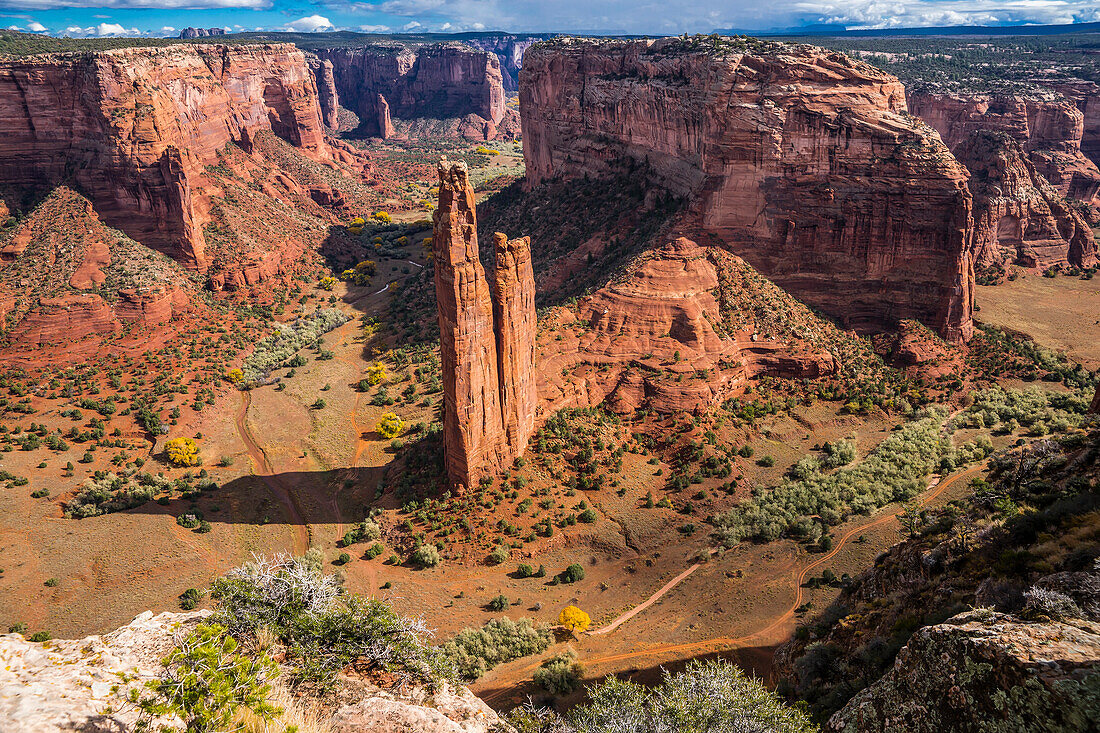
left=492, top=232, right=537, bottom=454
left=432, top=159, right=536, bottom=491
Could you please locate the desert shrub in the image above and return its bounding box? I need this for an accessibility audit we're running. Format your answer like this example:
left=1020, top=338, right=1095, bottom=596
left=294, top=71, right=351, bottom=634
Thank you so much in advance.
left=64, top=471, right=168, bottom=517
left=377, top=412, right=405, bottom=439
left=488, top=545, right=510, bottom=565
left=211, top=554, right=447, bottom=687
left=566, top=659, right=815, bottom=732
left=577, top=508, right=597, bottom=523
left=713, top=408, right=971, bottom=546
left=488, top=594, right=509, bottom=611
left=178, top=588, right=202, bottom=610
left=241, top=309, right=349, bottom=382
left=533, top=650, right=584, bottom=696
left=1021, top=587, right=1083, bottom=621
left=366, top=362, right=388, bottom=385
left=412, top=543, right=441, bottom=568
left=960, top=385, right=1091, bottom=436
left=342, top=519, right=382, bottom=546
left=560, top=563, right=585, bottom=584
left=133, top=622, right=280, bottom=732
left=516, top=563, right=534, bottom=578
left=165, top=437, right=200, bottom=467
left=441, top=617, right=551, bottom=681
left=823, top=439, right=856, bottom=468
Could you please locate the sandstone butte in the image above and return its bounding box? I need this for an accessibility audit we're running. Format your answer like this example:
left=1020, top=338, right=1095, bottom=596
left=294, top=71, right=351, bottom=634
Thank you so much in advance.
left=432, top=159, right=536, bottom=492
left=907, top=91, right=1100, bottom=205
left=534, top=236, right=840, bottom=418
left=0, top=43, right=330, bottom=272
left=520, top=37, right=976, bottom=344
left=310, top=43, right=517, bottom=141
left=955, top=130, right=1098, bottom=269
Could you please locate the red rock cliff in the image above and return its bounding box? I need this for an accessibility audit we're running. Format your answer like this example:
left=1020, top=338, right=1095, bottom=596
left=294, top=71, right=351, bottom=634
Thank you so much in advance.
left=907, top=91, right=1100, bottom=204
left=432, top=160, right=536, bottom=491
left=0, top=43, right=328, bottom=270
left=955, top=130, right=1097, bottom=269
left=521, top=37, right=975, bottom=343
left=313, top=43, right=509, bottom=139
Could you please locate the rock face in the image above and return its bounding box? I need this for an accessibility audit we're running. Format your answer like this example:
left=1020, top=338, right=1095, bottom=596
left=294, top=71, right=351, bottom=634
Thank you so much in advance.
left=1091, top=383, right=1100, bottom=413
left=908, top=91, right=1100, bottom=204
left=0, top=610, right=509, bottom=733
left=308, top=56, right=340, bottom=128
left=432, top=160, right=536, bottom=491
left=313, top=44, right=512, bottom=140
left=828, top=611, right=1100, bottom=733
left=537, top=237, right=839, bottom=416
left=0, top=43, right=328, bottom=270
left=179, top=27, right=225, bottom=39
left=956, top=130, right=1097, bottom=268
left=463, top=35, right=547, bottom=91
left=521, top=37, right=975, bottom=343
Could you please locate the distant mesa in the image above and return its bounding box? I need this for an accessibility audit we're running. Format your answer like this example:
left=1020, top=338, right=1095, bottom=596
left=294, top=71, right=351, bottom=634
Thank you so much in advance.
left=178, top=27, right=227, bottom=39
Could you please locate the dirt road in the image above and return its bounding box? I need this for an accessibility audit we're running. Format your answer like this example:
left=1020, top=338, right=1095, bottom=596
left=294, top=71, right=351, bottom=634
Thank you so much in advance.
left=235, top=391, right=311, bottom=554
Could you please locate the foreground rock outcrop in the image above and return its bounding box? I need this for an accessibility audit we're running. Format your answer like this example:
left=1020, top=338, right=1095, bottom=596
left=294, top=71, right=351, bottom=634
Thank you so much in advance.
left=521, top=37, right=975, bottom=343
left=908, top=91, right=1100, bottom=205
left=956, top=130, right=1097, bottom=268
left=433, top=160, right=536, bottom=491
left=312, top=43, right=516, bottom=140
left=0, top=43, right=328, bottom=271
left=0, top=610, right=507, bottom=733
left=828, top=611, right=1100, bottom=732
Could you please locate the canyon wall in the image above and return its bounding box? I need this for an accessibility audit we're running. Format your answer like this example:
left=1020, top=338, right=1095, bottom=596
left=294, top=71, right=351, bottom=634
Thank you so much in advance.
left=463, top=35, right=546, bottom=91
left=521, top=38, right=975, bottom=343
left=956, top=130, right=1097, bottom=268
left=907, top=91, right=1100, bottom=204
left=0, top=43, right=328, bottom=270
left=432, top=160, right=536, bottom=491
left=312, top=43, right=512, bottom=139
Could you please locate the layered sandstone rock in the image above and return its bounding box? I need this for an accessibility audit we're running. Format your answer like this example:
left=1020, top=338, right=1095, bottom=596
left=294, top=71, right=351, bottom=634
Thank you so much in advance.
left=908, top=91, right=1100, bottom=204
left=828, top=611, right=1100, bottom=733
left=308, top=56, right=340, bottom=128
left=464, top=35, right=547, bottom=91
left=537, top=237, right=838, bottom=416
left=0, top=43, right=328, bottom=270
left=491, top=232, right=538, bottom=454
left=432, top=160, right=536, bottom=491
left=956, top=130, right=1097, bottom=268
left=312, top=43, right=512, bottom=140
left=521, top=37, right=975, bottom=343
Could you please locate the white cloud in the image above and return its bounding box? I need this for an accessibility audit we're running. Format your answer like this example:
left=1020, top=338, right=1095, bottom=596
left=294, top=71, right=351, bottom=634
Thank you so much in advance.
left=358, top=24, right=392, bottom=32
left=401, top=20, right=424, bottom=30
left=27, top=21, right=47, bottom=32
left=61, top=22, right=142, bottom=37
left=283, top=15, right=336, bottom=33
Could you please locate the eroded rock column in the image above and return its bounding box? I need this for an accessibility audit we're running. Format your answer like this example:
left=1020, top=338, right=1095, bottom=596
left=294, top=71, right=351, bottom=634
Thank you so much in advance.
left=492, top=232, right=537, bottom=455
left=432, top=160, right=537, bottom=491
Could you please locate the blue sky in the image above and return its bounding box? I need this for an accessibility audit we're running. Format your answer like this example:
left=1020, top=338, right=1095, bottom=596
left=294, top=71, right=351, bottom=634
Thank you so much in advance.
left=2, top=0, right=1099, bottom=38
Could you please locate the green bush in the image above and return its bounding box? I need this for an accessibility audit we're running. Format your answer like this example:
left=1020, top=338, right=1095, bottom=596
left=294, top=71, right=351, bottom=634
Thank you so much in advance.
left=440, top=617, right=551, bottom=681
left=412, top=544, right=441, bottom=568
left=241, top=309, right=349, bottom=383
left=210, top=555, right=448, bottom=688
left=560, top=563, right=585, bottom=584
left=488, top=594, right=509, bottom=611
left=134, top=623, right=280, bottom=732
left=533, top=650, right=584, bottom=696
left=488, top=545, right=510, bottom=565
